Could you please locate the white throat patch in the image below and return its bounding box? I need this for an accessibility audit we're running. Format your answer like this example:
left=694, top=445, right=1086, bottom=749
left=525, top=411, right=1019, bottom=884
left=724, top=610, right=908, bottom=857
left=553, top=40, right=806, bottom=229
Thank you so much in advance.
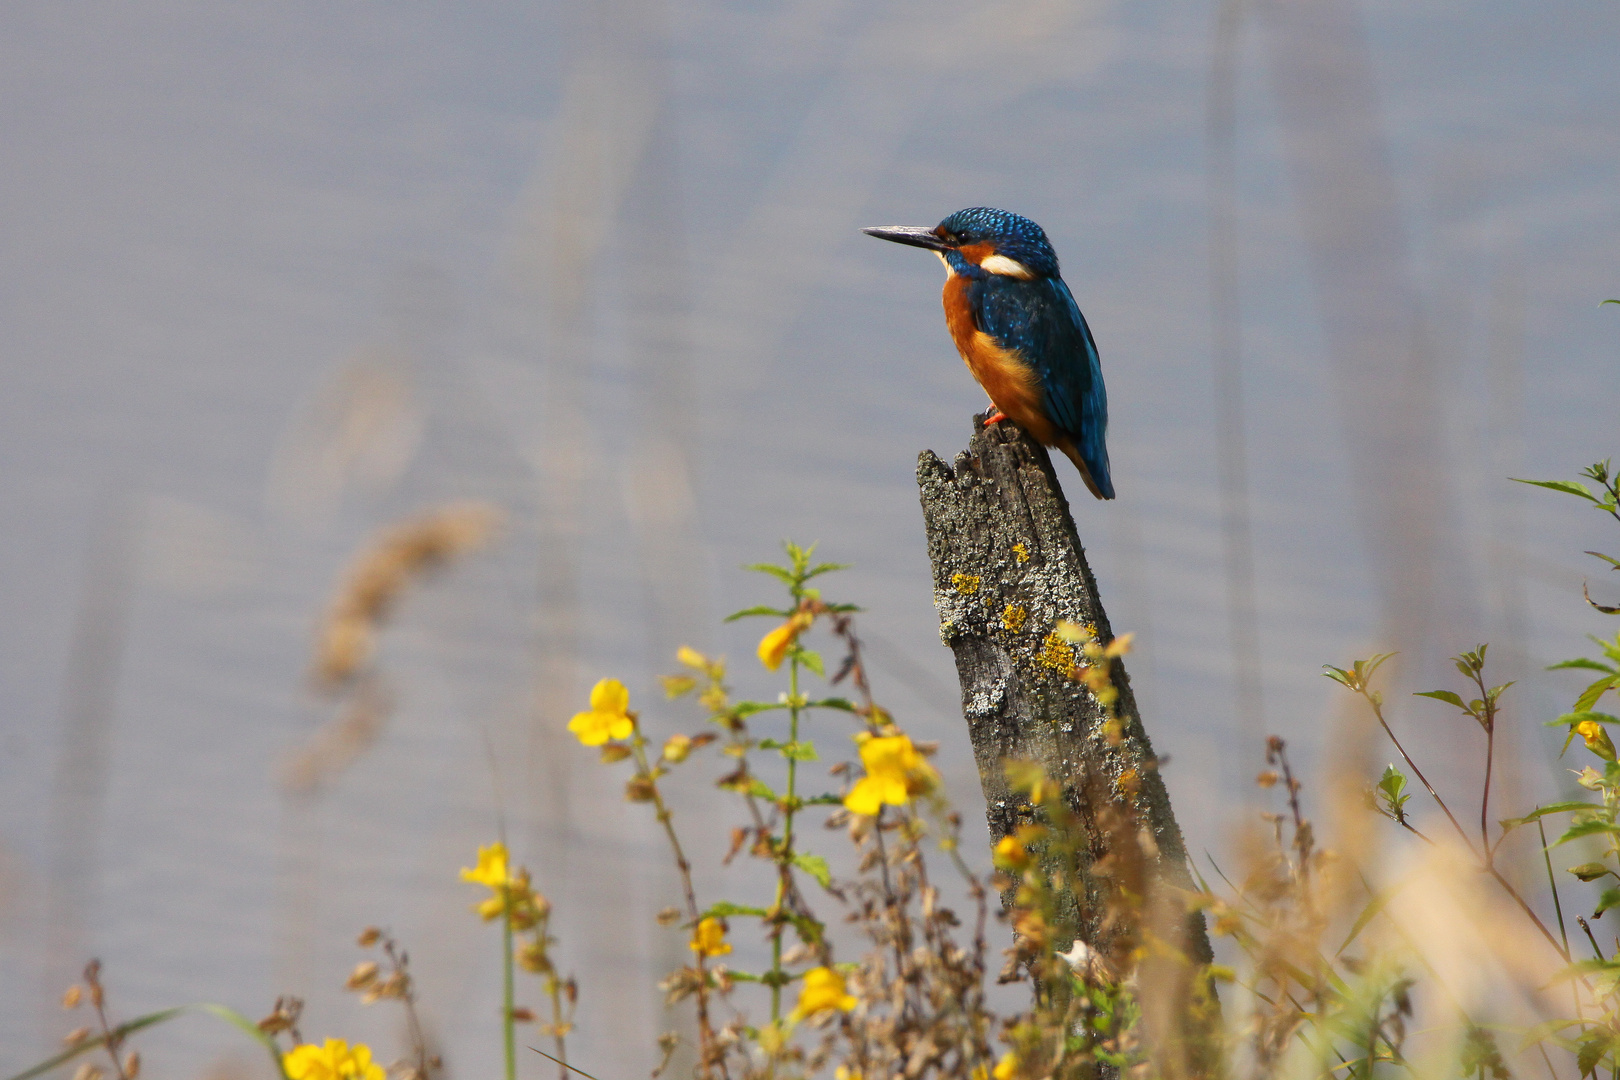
left=980, top=254, right=1035, bottom=280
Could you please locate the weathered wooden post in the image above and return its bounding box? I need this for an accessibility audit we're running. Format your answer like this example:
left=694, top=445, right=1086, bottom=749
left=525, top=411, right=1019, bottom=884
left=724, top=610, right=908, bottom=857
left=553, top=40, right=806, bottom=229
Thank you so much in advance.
left=917, top=414, right=1213, bottom=985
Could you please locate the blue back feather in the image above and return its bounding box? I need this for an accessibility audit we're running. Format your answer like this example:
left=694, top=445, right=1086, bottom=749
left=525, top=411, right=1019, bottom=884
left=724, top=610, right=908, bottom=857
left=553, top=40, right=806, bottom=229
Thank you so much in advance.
left=964, top=269, right=1113, bottom=499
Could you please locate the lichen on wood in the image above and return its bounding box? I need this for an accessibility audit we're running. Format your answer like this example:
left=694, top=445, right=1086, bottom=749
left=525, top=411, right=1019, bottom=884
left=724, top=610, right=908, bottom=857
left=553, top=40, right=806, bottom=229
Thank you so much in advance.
left=916, top=413, right=1212, bottom=973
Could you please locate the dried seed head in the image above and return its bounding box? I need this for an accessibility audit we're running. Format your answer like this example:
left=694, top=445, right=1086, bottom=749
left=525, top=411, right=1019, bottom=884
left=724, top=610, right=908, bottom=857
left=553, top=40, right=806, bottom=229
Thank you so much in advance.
left=346, top=961, right=380, bottom=990
left=123, top=1052, right=141, bottom=1079
left=357, top=926, right=383, bottom=947
left=61, top=985, right=83, bottom=1009
left=71, top=1063, right=104, bottom=1080
left=63, top=1026, right=91, bottom=1046
left=781, top=942, right=814, bottom=966
left=510, top=1006, right=535, bottom=1022
left=656, top=907, right=683, bottom=927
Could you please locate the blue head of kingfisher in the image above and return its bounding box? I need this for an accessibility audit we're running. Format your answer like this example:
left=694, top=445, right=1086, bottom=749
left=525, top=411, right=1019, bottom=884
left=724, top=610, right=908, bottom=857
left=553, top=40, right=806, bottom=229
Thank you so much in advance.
left=863, top=207, right=1113, bottom=500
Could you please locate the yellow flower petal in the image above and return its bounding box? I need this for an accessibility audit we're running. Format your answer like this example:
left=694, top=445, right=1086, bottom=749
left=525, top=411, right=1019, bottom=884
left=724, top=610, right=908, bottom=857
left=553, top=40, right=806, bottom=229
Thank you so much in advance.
left=282, top=1039, right=385, bottom=1080
left=759, top=612, right=814, bottom=671
left=843, top=733, right=937, bottom=816
left=758, top=623, right=796, bottom=671
left=569, top=680, right=634, bottom=746
left=992, top=1052, right=1019, bottom=1080
left=676, top=646, right=708, bottom=669
left=791, top=966, right=856, bottom=1019
left=459, top=843, right=509, bottom=888
left=1579, top=718, right=1617, bottom=761
left=689, top=916, right=732, bottom=957
left=590, top=678, right=630, bottom=715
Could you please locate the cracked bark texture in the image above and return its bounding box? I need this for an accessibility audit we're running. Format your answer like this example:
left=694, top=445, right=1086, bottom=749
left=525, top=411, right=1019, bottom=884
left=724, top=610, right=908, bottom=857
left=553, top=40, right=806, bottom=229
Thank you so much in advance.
left=917, top=414, right=1211, bottom=968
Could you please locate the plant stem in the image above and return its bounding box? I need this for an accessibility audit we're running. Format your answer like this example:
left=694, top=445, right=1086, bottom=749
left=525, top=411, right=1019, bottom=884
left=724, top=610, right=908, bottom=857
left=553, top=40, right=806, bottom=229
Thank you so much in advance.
left=1366, top=689, right=1572, bottom=962
left=630, top=728, right=723, bottom=1080
left=1365, top=694, right=1474, bottom=857
left=1474, top=667, right=1497, bottom=864
left=769, top=653, right=802, bottom=1022
left=503, top=909, right=517, bottom=1080
left=1482, top=717, right=1496, bottom=862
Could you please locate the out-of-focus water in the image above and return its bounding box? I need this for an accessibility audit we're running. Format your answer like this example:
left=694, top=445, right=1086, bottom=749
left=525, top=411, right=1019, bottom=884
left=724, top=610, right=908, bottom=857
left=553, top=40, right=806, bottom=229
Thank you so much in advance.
left=1, top=0, right=1618, bottom=1075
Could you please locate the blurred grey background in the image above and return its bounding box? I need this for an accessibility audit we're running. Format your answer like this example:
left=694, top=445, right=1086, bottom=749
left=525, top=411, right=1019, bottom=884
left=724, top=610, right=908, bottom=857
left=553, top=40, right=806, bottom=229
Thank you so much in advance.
left=1, top=0, right=1618, bottom=1075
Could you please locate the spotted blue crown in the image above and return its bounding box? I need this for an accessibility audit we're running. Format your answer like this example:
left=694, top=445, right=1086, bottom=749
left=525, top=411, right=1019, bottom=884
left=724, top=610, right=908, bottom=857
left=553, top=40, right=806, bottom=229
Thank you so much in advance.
left=937, top=207, right=1061, bottom=278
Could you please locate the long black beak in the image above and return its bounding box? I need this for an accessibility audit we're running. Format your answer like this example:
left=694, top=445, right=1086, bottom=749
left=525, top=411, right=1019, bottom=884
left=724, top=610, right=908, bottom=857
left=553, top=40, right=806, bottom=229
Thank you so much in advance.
left=861, top=225, right=952, bottom=251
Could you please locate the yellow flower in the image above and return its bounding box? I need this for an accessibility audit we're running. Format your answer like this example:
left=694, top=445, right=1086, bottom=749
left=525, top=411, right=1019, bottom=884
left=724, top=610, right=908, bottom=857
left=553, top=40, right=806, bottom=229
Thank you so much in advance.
left=843, top=732, right=938, bottom=816
left=461, top=842, right=509, bottom=890
left=689, top=916, right=732, bottom=957
left=283, top=1039, right=385, bottom=1080
left=992, top=1052, right=1019, bottom=1080
left=1579, top=718, right=1617, bottom=762
left=791, top=966, right=856, bottom=1020
left=676, top=646, right=708, bottom=669
left=993, top=832, right=1034, bottom=872
left=837, top=1068, right=864, bottom=1080
left=568, top=678, right=634, bottom=746
left=758, top=612, right=814, bottom=671
left=460, top=842, right=539, bottom=921
left=971, top=1067, right=988, bottom=1080
left=663, top=734, right=694, bottom=763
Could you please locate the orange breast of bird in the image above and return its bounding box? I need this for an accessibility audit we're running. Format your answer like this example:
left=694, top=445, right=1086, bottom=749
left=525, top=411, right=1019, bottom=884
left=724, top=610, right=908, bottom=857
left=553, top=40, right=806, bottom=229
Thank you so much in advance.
left=941, top=274, right=1058, bottom=446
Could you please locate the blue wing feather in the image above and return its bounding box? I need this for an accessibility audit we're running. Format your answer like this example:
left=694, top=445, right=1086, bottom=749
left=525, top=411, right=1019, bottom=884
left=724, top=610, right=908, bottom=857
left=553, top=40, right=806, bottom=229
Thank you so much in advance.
left=971, top=275, right=1113, bottom=498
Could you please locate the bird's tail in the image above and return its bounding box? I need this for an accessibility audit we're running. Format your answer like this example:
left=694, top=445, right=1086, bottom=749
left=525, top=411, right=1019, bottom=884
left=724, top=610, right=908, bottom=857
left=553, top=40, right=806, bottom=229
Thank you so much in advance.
left=1059, top=440, right=1115, bottom=500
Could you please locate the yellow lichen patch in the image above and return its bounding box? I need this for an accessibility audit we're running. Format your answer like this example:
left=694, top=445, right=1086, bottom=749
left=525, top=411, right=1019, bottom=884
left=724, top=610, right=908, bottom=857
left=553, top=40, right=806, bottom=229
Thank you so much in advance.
left=1002, top=604, right=1027, bottom=633
left=1037, top=632, right=1078, bottom=672
left=951, top=572, right=982, bottom=595
left=1011, top=542, right=1029, bottom=563
left=1115, top=767, right=1140, bottom=796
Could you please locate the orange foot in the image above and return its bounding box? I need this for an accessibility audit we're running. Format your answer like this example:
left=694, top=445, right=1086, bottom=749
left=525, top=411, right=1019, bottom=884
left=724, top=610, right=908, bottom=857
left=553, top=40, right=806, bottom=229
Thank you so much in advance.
left=984, top=411, right=1009, bottom=425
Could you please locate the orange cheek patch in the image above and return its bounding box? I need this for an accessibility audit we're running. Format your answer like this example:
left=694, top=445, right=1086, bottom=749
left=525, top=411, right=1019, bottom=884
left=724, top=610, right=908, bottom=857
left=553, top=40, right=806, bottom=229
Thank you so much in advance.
left=957, top=242, right=994, bottom=265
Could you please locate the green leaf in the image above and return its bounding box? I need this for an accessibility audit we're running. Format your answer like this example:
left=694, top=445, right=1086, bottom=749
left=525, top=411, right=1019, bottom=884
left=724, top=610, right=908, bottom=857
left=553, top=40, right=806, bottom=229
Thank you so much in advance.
left=724, top=605, right=789, bottom=622
left=791, top=851, right=832, bottom=888
left=1512, top=477, right=1600, bottom=503
left=1550, top=659, right=1618, bottom=673
left=1597, top=887, right=1620, bottom=916
left=803, top=793, right=845, bottom=805
left=782, top=741, right=818, bottom=761
left=1337, top=879, right=1404, bottom=956
left=4, top=1003, right=287, bottom=1080
left=1517, top=1017, right=1586, bottom=1053
left=1577, top=675, right=1620, bottom=713
left=1501, top=801, right=1600, bottom=827
left=1588, top=551, right=1620, bottom=570
left=702, top=901, right=768, bottom=920
left=1569, top=862, right=1613, bottom=882
left=1556, top=818, right=1620, bottom=845
left=747, top=778, right=780, bottom=801
left=758, top=738, right=818, bottom=761
left=744, top=562, right=797, bottom=586
left=802, top=562, right=852, bottom=581
left=1554, top=712, right=1620, bottom=728
left=806, top=697, right=857, bottom=712
left=797, top=649, right=825, bottom=678
left=1577, top=1031, right=1608, bottom=1078
left=730, top=701, right=783, bottom=719
left=822, top=602, right=861, bottom=614
left=1414, top=689, right=1468, bottom=710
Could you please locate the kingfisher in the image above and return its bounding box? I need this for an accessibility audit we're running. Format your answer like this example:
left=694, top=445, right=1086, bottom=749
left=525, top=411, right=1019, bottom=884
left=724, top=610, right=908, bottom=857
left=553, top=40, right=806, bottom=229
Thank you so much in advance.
left=863, top=207, right=1113, bottom=500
